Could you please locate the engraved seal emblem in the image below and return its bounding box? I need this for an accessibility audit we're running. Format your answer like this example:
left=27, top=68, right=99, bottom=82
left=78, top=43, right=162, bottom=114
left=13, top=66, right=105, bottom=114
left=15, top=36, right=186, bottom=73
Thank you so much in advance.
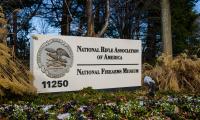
left=37, top=38, right=73, bottom=78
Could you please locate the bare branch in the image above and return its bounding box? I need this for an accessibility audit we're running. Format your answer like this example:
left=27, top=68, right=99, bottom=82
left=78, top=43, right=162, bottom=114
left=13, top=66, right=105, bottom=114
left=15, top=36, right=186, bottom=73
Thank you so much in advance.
left=64, top=0, right=73, bottom=20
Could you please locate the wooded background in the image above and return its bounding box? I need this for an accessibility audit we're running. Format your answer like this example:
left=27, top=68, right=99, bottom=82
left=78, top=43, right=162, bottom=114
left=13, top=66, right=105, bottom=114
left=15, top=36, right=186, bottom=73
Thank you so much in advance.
left=0, top=0, right=199, bottom=64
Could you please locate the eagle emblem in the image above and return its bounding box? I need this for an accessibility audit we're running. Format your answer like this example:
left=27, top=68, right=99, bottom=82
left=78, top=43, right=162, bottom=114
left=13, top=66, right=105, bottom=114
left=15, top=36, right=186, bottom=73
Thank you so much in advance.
left=37, top=38, right=73, bottom=78
left=45, top=48, right=70, bottom=67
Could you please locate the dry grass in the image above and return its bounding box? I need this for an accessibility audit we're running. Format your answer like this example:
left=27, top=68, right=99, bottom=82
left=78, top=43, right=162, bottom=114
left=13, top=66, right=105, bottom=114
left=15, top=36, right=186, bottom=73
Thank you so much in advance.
left=0, top=18, right=6, bottom=25
left=0, top=6, right=36, bottom=96
left=143, top=54, right=200, bottom=92
left=0, top=43, right=36, bottom=96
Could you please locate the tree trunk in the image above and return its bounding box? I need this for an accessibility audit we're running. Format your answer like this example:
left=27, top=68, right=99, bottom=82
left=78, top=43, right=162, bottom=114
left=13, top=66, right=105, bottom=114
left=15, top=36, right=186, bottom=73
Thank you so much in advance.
left=86, top=0, right=109, bottom=37
left=13, top=9, right=18, bottom=55
left=135, top=14, right=140, bottom=40
left=145, top=10, right=157, bottom=63
left=61, top=0, right=71, bottom=35
left=86, top=0, right=94, bottom=36
left=94, top=2, right=100, bottom=33
left=161, top=0, right=172, bottom=56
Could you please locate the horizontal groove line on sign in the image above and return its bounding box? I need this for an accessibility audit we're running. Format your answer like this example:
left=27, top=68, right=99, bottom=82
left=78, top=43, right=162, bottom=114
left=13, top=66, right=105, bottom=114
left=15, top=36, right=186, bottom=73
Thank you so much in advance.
left=77, top=64, right=139, bottom=66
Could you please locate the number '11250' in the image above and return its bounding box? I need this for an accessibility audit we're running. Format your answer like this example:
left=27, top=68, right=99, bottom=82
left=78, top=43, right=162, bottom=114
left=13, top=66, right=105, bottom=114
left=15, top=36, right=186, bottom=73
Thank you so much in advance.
left=42, top=80, right=68, bottom=88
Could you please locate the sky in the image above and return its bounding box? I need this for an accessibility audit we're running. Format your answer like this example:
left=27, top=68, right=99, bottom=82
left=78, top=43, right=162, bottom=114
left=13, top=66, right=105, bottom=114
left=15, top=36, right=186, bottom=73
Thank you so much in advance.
left=195, top=1, right=200, bottom=13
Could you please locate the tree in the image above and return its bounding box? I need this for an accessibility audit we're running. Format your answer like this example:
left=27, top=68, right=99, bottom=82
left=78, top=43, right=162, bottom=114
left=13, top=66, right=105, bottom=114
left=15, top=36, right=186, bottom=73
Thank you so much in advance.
left=1, top=0, right=43, bottom=58
left=171, top=0, right=198, bottom=55
left=40, top=0, right=74, bottom=35
left=109, top=0, right=144, bottom=39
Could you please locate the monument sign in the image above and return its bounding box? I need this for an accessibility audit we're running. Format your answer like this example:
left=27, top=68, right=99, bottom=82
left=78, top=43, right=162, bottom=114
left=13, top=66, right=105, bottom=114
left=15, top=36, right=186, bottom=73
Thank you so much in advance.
left=30, top=35, right=141, bottom=93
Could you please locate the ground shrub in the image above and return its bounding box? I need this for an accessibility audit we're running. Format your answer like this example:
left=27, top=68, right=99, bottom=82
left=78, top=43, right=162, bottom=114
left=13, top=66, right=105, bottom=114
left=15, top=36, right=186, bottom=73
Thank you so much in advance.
left=143, top=54, right=200, bottom=92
